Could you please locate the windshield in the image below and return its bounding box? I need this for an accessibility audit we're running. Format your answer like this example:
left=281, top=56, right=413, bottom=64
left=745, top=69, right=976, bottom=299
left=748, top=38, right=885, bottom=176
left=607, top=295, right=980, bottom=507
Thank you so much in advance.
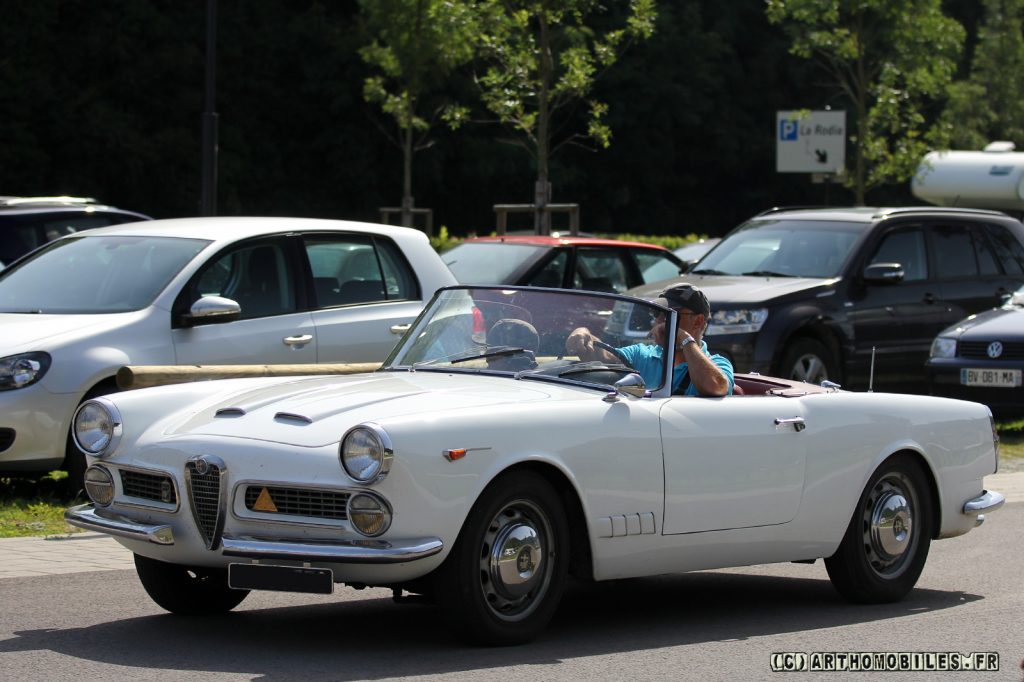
left=0, top=235, right=210, bottom=313
left=443, top=242, right=548, bottom=284
left=385, top=286, right=670, bottom=391
left=692, top=219, right=863, bottom=278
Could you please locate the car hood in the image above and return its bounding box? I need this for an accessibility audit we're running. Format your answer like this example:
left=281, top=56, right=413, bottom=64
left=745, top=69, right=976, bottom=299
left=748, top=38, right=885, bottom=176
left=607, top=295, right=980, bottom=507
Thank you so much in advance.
left=0, top=312, right=137, bottom=354
left=940, top=306, right=1024, bottom=339
left=164, top=371, right=575, bottom=447
left=628, top=274, right=837, bottom=306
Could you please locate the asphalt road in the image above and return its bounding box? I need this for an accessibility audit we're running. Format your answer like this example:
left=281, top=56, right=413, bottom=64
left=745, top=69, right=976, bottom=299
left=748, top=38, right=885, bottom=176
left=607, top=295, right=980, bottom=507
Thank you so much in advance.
left=1, top=501, right=1021, bottom=682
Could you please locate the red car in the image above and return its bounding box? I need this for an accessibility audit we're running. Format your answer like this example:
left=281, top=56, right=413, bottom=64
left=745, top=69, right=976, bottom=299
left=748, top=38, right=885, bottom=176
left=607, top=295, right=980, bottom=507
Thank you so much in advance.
left=442, top=235, right=685, bottom=293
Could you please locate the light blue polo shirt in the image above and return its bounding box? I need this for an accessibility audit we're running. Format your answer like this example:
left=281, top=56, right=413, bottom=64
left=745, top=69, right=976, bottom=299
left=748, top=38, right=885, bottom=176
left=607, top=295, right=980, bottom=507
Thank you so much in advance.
left=618, top=341, right=734, bottom=395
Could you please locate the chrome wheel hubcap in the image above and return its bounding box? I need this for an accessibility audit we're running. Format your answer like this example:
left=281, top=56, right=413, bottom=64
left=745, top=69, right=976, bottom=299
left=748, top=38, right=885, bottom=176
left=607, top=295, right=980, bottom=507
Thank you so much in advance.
left=863, top=474, right=916, bottom=576
left=479, top=500, right=552, bottom=620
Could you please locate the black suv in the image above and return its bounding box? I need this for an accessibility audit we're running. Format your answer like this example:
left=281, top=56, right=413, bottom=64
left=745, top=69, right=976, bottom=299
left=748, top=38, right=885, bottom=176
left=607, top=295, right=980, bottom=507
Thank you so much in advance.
left=627, top=206, right=1024, bottom=391
left=0, top=196, right=151, bottom=267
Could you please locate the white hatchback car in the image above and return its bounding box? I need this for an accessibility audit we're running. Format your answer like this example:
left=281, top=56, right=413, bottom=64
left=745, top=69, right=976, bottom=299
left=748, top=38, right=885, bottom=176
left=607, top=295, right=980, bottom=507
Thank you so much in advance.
left=0, top=217, right=456, bottom=481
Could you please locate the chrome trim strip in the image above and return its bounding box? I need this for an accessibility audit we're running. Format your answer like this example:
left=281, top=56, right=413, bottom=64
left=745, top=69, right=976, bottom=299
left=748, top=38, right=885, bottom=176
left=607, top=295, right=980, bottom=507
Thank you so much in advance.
left=963, top=490, right=1005, bottom=515
left=220, top=534, right=442, bottom=564
left=64, top=504, right=174, bottom=545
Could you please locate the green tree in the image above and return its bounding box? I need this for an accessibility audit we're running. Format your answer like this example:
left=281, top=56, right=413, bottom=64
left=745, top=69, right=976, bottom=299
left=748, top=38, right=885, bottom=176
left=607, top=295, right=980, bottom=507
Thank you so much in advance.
left=766, top=0, right=964, bottom=204
left=475, top=0, right=656, bottom=231
left=942, top=0, right=1024, bottom=150
left=359, top=0, right=480, bottom=229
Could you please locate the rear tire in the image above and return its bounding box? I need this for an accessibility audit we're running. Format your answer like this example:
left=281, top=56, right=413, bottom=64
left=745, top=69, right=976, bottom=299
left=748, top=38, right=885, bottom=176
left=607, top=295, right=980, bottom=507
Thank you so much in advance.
left=432, top=471, right=569, bottom=645
left=825, top=454, right=933, bottom=603
left=134, top=554, right=250, bottom=615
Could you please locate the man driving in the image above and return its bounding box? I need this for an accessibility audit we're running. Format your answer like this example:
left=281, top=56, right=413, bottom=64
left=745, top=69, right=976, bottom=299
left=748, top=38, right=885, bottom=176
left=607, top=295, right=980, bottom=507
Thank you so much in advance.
left=565, top=283, right=733, bottom=396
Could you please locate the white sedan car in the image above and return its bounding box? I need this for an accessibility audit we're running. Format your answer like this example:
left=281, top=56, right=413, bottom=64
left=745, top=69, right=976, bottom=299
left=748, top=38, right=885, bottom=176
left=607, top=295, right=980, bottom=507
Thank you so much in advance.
left=66, top=286, right=1005, bottom=645
left=0, top=217, right=455, bottom=481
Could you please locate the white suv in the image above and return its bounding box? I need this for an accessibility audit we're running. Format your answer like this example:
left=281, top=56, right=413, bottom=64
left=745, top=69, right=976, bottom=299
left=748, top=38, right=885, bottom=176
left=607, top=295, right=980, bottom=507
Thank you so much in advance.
left=0, top=217, right=456, bottom=482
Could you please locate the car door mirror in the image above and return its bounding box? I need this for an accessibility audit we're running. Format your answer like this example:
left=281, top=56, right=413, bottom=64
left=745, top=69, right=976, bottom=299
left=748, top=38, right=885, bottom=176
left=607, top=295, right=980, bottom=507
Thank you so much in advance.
left=862, top=262, right=904, bottom=284
left=613, top=372, right=649, bottom=398
left=181, top=295, right=241, bottom=327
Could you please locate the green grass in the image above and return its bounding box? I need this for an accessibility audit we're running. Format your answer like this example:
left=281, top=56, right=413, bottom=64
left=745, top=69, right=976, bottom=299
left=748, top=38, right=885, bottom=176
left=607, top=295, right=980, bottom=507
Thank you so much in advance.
left=1, top=419, right=1022, bottom=539
left=995, top=418, right=1024, bottom=460
left=0, top=471, right=85, bottom=539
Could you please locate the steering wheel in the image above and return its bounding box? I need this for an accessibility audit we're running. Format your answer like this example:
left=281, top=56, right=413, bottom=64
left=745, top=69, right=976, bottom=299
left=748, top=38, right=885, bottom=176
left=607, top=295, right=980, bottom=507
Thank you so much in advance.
left=593, top=340, right=632, bottom=367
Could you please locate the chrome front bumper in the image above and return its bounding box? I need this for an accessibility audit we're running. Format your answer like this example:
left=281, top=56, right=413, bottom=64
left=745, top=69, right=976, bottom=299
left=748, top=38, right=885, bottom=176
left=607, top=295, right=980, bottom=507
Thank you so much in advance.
left=962, top=489, right=1006, bottom=527
left=64, top=503, right=443, bottom=564
left=65, top=504, right=174, bottom=544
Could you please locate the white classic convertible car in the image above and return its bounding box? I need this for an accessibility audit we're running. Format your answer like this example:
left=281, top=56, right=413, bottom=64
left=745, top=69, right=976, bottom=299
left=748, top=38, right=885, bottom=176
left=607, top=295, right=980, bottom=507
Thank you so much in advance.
left=66, top=286, right=1005, bottom=645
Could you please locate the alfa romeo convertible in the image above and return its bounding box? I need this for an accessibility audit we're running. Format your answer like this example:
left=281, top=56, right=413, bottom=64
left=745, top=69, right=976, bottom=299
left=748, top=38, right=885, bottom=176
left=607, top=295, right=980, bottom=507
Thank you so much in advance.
left=66, top=286, right=1005, bottom=644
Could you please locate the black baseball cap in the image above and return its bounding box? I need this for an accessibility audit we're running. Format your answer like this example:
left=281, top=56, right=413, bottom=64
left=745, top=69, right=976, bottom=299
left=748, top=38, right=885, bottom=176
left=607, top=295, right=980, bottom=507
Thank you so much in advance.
left=654, top=283, right=711, bottom=317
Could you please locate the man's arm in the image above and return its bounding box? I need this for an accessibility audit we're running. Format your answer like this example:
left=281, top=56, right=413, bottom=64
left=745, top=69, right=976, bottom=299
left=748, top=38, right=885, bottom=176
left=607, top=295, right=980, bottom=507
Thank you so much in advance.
left=566, top=327, right=619, bottom=363
left=679, top=334, right=731, bottom=396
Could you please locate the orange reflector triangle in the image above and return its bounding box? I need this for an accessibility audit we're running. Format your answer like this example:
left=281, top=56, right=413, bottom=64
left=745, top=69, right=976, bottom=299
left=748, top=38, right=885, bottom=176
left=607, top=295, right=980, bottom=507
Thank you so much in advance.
left=253, top=487, right=278, bottom=512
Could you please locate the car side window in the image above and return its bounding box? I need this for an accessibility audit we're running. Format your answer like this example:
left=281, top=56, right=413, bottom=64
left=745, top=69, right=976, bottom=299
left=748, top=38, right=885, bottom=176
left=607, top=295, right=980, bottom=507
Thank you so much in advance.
left=634, top=250, right=682, bottom=283
left=869, top=229, right=927, bottom=281
left=985, top=224, right=1024, bottom=275
left=930, top=224, right=981, bottom=280
left=525, top=250, right=568, bottom=288
left=303, top=235, right=417, bottom=308
left=573, top=248, right=629, bottom=292
left=191, top=241, right=297, bottom=320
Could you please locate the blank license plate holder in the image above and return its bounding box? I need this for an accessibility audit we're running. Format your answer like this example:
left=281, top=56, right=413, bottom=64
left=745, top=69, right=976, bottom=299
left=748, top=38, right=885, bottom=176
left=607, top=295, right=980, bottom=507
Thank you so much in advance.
left=229, top=563, right=334, bottom=594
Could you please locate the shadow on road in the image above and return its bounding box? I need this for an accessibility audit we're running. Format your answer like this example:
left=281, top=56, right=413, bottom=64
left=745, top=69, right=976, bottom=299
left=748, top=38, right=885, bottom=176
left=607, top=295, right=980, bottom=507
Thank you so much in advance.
left=0, top=570, right=982, bottom=681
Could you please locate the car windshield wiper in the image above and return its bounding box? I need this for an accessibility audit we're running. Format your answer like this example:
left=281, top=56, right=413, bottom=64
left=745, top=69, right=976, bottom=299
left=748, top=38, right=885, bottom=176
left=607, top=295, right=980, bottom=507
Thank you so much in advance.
left=742, top=270, right=795, bottom=278
left=690, top=268, right=729, bottom=275
left=552, top=362, right=635, bottom=377
left=413, top=346, right=528, bottom=368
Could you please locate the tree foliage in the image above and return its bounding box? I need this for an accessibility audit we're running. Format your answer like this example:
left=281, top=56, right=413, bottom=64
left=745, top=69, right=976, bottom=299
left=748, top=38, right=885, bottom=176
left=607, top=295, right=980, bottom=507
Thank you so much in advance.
left=358, top=0, right=481, bottom=225
left=942, top=0, right=1024, bottom=150
left=766, top=0, right=964, bottom=204
left=473, top=0, right=656, bottom=212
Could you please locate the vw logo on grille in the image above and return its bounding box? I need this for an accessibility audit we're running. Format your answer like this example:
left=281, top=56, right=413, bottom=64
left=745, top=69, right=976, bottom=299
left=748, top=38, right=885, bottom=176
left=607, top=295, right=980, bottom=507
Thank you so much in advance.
left=987, top=341, right=1004, bottom=359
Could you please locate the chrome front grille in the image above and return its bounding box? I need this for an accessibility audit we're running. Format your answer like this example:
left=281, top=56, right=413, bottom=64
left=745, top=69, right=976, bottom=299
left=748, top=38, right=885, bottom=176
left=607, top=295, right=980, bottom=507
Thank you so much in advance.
left=960, top=340, right=1024, bottom=360
left=185, top=456, right=226, bottom=549
left=120, top=469, right=176, bottom=505
left=244, top=485, right=350, bottom=520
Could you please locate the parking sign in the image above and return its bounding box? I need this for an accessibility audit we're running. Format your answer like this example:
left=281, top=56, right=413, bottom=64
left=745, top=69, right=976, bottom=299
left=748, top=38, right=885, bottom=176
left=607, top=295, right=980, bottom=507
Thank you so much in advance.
left=776, top=110, right=846, bottom=173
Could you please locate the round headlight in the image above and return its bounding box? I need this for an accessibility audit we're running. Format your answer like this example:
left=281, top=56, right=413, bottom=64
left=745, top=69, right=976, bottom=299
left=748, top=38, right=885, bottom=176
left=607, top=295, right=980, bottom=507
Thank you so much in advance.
left=73, top=399, right=122, bottom=457
left=84, top=465, right=114, bottom=506
left=348, top=492, right=392, bottom=536
left=340, top=424, right=393, bottom=483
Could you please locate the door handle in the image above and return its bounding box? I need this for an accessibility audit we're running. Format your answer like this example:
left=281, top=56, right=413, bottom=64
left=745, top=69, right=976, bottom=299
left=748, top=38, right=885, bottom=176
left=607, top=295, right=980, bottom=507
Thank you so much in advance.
left=390, top=324, right=411, bottom=335
left=283, top=334, right=313, bottom=347
left=774, top=416, right=806, bottom=432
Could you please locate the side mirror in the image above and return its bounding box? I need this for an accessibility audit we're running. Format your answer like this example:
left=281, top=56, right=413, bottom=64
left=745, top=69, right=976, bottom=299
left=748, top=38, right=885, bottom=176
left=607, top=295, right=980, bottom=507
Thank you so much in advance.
left=613, top=372, right=649, bottom=398
left=181, top=295, right=241, bottom=327
left=863, top=262, right=904, bottom=284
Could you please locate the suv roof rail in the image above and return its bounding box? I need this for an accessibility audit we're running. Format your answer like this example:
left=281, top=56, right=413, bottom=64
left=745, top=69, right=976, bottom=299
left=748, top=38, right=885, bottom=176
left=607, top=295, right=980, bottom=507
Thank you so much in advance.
left=0, top=195, right=99, bottom=207
left=754, top=205, right=831, bottom=217
left=871, top=206, right=1009, bottom=219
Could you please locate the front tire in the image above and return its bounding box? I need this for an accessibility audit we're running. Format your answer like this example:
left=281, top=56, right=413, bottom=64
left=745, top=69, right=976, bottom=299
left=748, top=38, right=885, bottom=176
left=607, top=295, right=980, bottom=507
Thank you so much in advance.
left=433, top=471, right=569, bottom=645
left=825, top=454, right=933, bottom=603
left=134, top=554, right=249, bottom=615
left=780, top=338, right=837, bottom=384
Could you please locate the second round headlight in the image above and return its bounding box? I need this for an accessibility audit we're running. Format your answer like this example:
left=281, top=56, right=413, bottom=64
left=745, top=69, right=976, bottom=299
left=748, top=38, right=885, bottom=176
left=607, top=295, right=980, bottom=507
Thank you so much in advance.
left=340, top=424, right=393, bottom=483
